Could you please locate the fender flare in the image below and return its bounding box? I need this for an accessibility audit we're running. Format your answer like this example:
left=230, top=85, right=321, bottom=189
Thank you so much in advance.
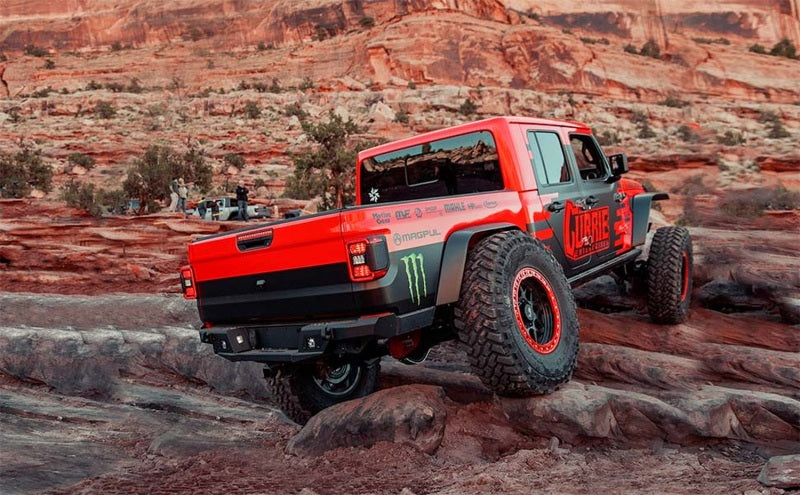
left=631, top=192, right=669, bottom=246
left=435, top=222, right=518, bottom=305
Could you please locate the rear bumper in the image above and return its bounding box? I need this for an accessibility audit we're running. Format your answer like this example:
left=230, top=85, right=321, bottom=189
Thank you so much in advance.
left=199, top=307, right=435, bottom=363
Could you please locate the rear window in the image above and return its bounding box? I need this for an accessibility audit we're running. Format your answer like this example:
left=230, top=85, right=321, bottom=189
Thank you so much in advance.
left=360, top=131, right=503, bottom=204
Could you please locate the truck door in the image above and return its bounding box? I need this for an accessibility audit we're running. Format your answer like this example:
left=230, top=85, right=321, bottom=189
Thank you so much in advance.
left=523, top=129, right=590, bottom=278
left=566, top=133, right=621, bottom=267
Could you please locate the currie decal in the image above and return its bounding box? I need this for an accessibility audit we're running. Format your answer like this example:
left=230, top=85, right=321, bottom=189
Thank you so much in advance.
left=401, top=253, right=427, bottom=305
left=564, top=202, right=610, bottom=261
left=393, top=229, right=442, bottom=246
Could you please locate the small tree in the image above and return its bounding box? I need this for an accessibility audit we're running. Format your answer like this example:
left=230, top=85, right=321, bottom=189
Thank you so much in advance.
left=459, top=98, right=478, bottom=116
left=94, top=101, right=116, bottom=119
left=122, top=145, right=212, bottom=214
left=43, top=59, right=55, bottom=70
left=770, top=39, right=797, bottom=59
left=68, top=152, right=96, bottom=170
left=639, top=39, right=661, bottom=59
left=243, top=101, right=261, bottom=119
left=0, top=147, right=53, bottom=198
left=284, top=112, right=362, bottom=210
left=223, top=152, right=245, bottom=169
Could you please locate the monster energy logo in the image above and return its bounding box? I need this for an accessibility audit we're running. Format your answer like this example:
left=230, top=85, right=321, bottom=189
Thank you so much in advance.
left=401, top=253, right=427, bottom=305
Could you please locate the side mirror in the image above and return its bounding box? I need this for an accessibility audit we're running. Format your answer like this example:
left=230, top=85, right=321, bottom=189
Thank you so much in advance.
left=609, top=153, right=629, bottom=176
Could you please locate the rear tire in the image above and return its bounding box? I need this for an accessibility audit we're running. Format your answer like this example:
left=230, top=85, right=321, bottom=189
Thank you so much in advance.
left=646, top=226, right=693, bottom=324
left=454, top=230, right=579, bottom=396
left=266, top=358, right=379, bottom=424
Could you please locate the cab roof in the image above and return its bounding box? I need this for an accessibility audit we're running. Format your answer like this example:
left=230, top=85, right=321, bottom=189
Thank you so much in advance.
left=358, top=116, right=591, bottom=161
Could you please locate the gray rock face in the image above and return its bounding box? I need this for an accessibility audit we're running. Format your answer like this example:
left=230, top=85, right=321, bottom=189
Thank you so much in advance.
left=758, top=454, right=800, bottom=488
left=286, top=385, right=447, bottom=456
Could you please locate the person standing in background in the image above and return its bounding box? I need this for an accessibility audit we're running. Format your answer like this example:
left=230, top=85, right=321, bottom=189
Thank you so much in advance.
left=235, top=180, right=249, bottom=221
left=177, top=178, right=188, bottom=214
left=169, top=177, right=179, bottom=212
left=0, top=63, right=10, bottom=98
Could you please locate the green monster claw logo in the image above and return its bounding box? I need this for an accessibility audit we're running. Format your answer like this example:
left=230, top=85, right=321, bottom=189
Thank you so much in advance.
left=401, top=253, right=427, bottom=305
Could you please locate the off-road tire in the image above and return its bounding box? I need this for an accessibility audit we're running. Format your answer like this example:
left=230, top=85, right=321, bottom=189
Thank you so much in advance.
left=646, top=226, right=693, bottom=324
left=454, top=230, right=579, bottom=397
left=265, top=359, right=379, bottom=425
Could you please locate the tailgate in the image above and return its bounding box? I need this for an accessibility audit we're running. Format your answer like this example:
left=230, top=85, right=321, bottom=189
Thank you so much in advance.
left=188, top=211, right=355, bottom=324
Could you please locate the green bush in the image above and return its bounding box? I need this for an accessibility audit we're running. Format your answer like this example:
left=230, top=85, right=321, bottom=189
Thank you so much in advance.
left=61, top=180, right=103, bottom=216
left=660, top=96, right=688, bottom=108
left=94, top=101, right=116, bottom=119
left=623, top=44, right=638, bottom=54
left=85, top=80, right=103, bottom=91
left=31, top=87, right=53, bottom=98
left=68, top=152, right=96, bottom=170
left=394, top=110, right=409, bottom=124
left=122, top=145, right=213, bottom=214
left=284, top=102, right=308, bottom=120
left=717, top=130, right=744, bottom=146
left=407, top=81, right=417, bottom=90
left=676, top=124, right=699, bottom=142
left=243, top=101, right=261, bottom=119
left=43, top=59, right=55, bottom=70
left=720, top=185, right=800, bottom=218
left=223, top=152, right=245, bottom=169
left=24, top=45, right=48, bottom=57
left=749, top=44, right=767, bottom=54
left=0, top=147, right=53, bottom=198
left=769, top=39, right=797, bottom=59
left=459, top=98, right=478, bottom=116
left=639, top=39, right=661, bottom=59
left=359, top=17, right=375, bottom=28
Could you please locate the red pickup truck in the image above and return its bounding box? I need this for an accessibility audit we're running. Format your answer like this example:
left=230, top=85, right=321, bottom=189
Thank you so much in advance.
left=180, top=116, right=692, bottom=423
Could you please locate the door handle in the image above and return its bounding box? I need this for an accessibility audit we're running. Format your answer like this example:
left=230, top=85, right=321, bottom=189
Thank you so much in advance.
left=547, top=200, right=565, bottom=213
left=584, top=195, right=599, bottom=207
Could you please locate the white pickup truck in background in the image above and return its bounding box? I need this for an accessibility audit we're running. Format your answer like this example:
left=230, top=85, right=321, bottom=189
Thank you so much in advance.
left=190, top=197, right=271, bottom=221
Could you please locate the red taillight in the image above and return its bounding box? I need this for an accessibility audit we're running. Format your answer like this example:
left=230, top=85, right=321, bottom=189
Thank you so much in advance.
left=347, top=236, right=389, bottom=282
left=179, top=265, right=196, bottom=299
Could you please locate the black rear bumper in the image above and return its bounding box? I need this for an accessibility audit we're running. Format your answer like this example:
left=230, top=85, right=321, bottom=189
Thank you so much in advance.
left=199, top=307, right=435, bottom=363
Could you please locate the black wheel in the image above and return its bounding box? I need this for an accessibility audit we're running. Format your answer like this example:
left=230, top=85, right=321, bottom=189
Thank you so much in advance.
left=454, top=230, right=579, bottom=397
left=646, top=226, right=693, bottom=324
left=265, top=358, right=379, bottom=424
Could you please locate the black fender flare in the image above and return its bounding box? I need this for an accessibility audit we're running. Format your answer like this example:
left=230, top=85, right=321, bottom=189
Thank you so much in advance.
left=631, top=192, right=669, bottom=246
left=435, top=222, right=519, bottom=305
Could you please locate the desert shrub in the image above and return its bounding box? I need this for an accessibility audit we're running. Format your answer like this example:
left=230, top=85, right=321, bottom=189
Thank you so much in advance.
left=676, top=124, right=700, bottom=142
left=639, top=39, right=661, bottom=59
left=660, top=96, right=688, bottom=108
left=760, top=111, right=790, bottom=138
left=720, top=185, right=800, bottom=218
left=407, top=81, right=417, bottom=89
left=223, top=152, right=245, bottom=169
left=770, top=39, right=797, bottom=59
left=597, top=130, right=620, bottom=146
left=394, top=110, right=409, bottom=124
left=122, top=145, right=212, bottom=214
left=147, top=103, right=168, bottom=118
left=637, top=120, right=656, bottom=139
left=61, top=180, right=103, bottom=216
left=692, top=37, right=730, bottom=45
left=359, top=17, right=375, bottom=28
left=257, top=41, right=267, bottom=51
left=299, top=77, right=314, bottom=92
left=269, top=78, right=282, bottom=94
left=675, top=196, right=701, bottom=226
left=68, top=152, right=96, bottom=170
left=253, top=178, right=266, bottom=189
left=126, top=78, right=145, bottom=93
left=243, top=101, right=261, bottom=119
left=285, top=102, right=308, bottom=120
left=43, top=59, right=55, bottom=70
left=284, top=112, right=362, bottom=210
left=94, top=101, right=116, bottom=119
left=24, top=45, right=48, bottom=57
left=749, top=44, right=767, bottom=54
left=85, top=80, right=103, bottom=91
left=459, top=98, right=478, bottom=116
left=580, top=37, right=609, bottom=45
left=623, top=44, right=638, bottom=54
left=31, top=87, right=53, bottom=98
left=110, top=41, right=123, bottom=52
left=717, top=130, right=744, bottom=146
left=672, top=174, right=710, bottom=196
left=0, top=147, right=53, bottom=198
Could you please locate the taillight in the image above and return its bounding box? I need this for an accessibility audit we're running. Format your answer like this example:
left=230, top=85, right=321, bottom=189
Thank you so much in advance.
left=179, top=265, right=197, bottom=299
left=347, top=236, right=389, bottom=282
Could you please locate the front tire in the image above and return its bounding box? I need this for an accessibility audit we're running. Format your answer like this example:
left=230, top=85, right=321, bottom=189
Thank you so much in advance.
left=454, top=230, right=579, bottom=397
left=646, top=226, right=693, bottom=324
left=266, top=358, right=379, bottom=424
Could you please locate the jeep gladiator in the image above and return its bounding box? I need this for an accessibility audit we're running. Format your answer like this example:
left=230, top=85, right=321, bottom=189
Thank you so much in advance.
left=180, top=116, right=693, bottom=423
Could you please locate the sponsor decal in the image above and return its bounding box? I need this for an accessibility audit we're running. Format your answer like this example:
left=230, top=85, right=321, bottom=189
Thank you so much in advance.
left=564, top=202, right=610, bottom=261
left=414, top=207, right=423, bottom=218
left=395, top=209, right=411, bottom=220
left=368, top=187, right=380, bottom=203
left=483, top=200, right=498, bottom=209
left=401, top=253, right=427, bottom=305
left=393, top=229, right=442, bottom=246
left=372, top=212, right=391, bottom=225
left=444, top=201, right=466, bottom=213
left=425, top=206, right=441, bottom=216
left=467, top=202, right=483, bottom=210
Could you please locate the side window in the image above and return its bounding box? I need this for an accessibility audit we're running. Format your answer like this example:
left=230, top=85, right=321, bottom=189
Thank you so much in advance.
left=570, top=134, right=608, bottom=181
left=528, top=131, right=570, bottom=186
left=360, top=131, right=503, bottom=204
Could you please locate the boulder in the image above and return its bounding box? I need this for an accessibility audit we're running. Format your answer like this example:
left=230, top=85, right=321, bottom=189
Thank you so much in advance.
left=758, top=454, right=800, bottom=488
left=286, top=385, right=447, bottom=456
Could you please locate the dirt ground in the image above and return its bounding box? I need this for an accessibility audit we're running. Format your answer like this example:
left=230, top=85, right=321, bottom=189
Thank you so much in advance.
left=0, top=292, right=796, bottom=495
